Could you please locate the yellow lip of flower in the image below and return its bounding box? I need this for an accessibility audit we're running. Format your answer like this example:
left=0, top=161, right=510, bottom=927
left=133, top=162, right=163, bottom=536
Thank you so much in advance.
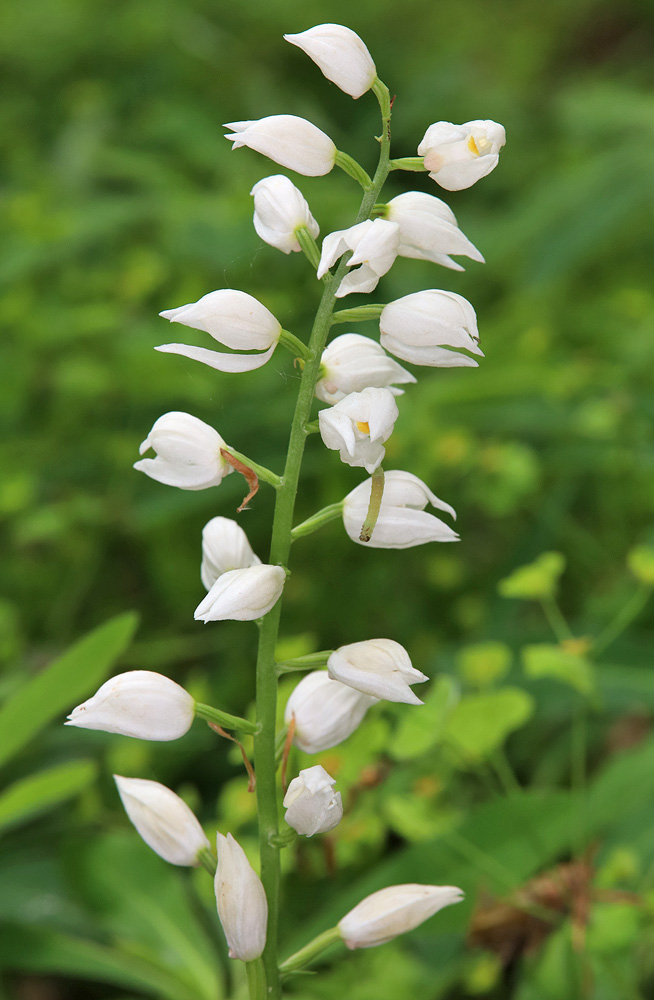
left=467, top=135, right=480, bottom=156
left=356, top=420, right=371, bottom=434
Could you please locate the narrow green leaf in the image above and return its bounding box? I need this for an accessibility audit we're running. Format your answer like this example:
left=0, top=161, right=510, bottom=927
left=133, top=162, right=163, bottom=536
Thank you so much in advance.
left=0, top=760, right=97, bottom=835
left=0, top=611, right=138, bottom=770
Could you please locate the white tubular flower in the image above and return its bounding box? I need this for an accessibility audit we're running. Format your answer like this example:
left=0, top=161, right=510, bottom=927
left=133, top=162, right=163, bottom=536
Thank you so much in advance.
left=215, top=832, right=267, bottom=961
left=318, top=387, right=399, bottom=474
left=380, top=290, right=483, bottom=368
left=194, top=565, right=285, bottom=623
left=418, top=120, right=506, bottom=191
left=251, top=175, right=319, bottom=254
left=201, top=517, right=261, bottom=591
left=114, top=776, right=210, bottom=866
left=284, top=24, right=377, bottom=100
left=327, top=639, right=427, bottom=705
left=338, top=884, right=464, bottom=949
left=317, top=219, right=400, bottom=297
left=133, top=412, right=232, bottom=490
left=156, top=289, right=282, bottom=373
left=224, top=116, right=337, bottom=177
left=65, top=671, right=195, bottom=741
left=315, top=334, right=416, bottom=405
left=284, top=671, right=378, bottom=754
left=343, top=470, right=459, bottom=549
left=385, top=191, right=484, bottom=271
left=283, top=765, right=343, bottom=836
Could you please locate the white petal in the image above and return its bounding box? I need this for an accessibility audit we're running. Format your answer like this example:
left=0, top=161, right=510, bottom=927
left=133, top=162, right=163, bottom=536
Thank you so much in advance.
left=155, top=343, right=276, bottom=372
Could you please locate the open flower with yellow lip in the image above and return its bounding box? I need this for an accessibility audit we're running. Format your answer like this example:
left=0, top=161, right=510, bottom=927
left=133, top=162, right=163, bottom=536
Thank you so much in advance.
left=318, top=387, right=399, bottom=473
left=418, top=120, right=505, bottom=191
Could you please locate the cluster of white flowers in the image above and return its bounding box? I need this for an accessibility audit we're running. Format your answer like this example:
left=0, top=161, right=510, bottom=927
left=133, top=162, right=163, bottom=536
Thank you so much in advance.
left=66, top=22, right=507, bottom=976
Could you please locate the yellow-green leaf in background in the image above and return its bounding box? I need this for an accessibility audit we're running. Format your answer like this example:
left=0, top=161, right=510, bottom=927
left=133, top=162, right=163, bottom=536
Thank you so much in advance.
left=443, top=688, right=534, bottom=760
left=627, top=546, right=654, bottom=586
left=457, top=642, right=512, bottom=688
left=0, top=760, right=97, bottom=836
left=498, top=552, right=565, bottom=600
left=388, top=676, right=459, bottom=762
left=522, top=643, right=595, bottom=695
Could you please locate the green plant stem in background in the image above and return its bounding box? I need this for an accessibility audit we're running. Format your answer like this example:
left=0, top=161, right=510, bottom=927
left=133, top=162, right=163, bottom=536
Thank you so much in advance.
left=251, top=79, right=393, bottom=1000
left=279, top=926, right=342, bottom=975
left=539, top=596, right=573, bottom=643
left=592, top=584, right=651, bottom=656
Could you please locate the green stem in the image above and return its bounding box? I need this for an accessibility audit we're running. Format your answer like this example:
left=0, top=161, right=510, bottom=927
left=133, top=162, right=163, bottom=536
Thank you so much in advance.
left=279, top=927, right=341, bottom=975
left=294, top=225, right=321, bottom=271
left=334, top=150, right=373, bottom=189
left=276, top=651, right=333, bottom=674
left=331, top=304, right=385, bottom=325
left=195, top=702, right=259, bottom=735
left=252, top=78, right=394, bottom=1000
left=246, top=957, right=267, bottom=1000
left=197, top=846, right=217, bottom=875
left=539, top=596, right=573, bottom=643
left=592, top=584, right=650, bottom=656
left=388, top=156, right=426, bottom=172
left=221, top=447, right=282, bottom=489
left=279, top=329, right=311, bottom=361
left=291, top=502, right=344, bottom=542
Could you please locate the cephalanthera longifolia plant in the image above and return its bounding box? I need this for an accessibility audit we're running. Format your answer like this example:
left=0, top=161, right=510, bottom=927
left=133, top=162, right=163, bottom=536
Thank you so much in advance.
left=66, top=23, right=505, bottom=1000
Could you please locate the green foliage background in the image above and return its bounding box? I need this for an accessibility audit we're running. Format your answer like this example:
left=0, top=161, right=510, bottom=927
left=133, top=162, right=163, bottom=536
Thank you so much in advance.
left=1, top=0, right=654, bottom=997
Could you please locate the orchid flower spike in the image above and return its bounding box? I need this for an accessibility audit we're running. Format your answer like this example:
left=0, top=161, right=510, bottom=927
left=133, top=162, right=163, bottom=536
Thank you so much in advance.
left=156, top=289, right=282, bottom=373
left=418, top=120, right=506, bottom=191
left=284, top=24, right=377, bottom=99
left=133, top=412, right=232, bottom=490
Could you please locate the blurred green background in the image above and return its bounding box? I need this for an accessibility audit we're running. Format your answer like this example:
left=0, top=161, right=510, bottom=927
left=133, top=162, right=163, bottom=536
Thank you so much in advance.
left=2, top=0, right=654, bottom=997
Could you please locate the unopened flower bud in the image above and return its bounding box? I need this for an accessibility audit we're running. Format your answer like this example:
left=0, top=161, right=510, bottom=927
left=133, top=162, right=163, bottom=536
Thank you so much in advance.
left=418, top=120, right=505, bottom=191
left=215, top=832, right=267, bottom=961
left=380, top=290, right=483, bottom=368
left=251, top=175, right=319, bottom=254
left=284, top=671, right=377, bottom=754
left=224, top=116, right=336, bottom=177
left=318, top=219, right=399, bottom=297
left=343, top=470, right=458, bottom=549
left=201, top=517, right=261, bottom=591
left=315, top=333, right=416, bottom=405
left=327, top=639, right=427, bottom=704
left=194, top=565, right=286, bottom=623
left=133, top=412, right=232, bottom=490
left=65, top=671, right=195, bottom=741
left=338, top=884, right=464, bottom=949
left=318, top=387, right=399, bottom=473
left=114, top=775, right=210, bottom=865
left=283, top=765, right=343, bottom=836
left=284, top=24, right=377, bottom=99
left=156, top=290, right=282, bottom=373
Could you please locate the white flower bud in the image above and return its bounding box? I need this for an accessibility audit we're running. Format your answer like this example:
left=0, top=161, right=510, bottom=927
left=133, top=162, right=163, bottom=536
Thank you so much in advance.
left=284, top=671, right=377, bottom=754
left=251, top=175, right=319, bottom=254
left=133, top=411, right=232, bottom=490
left=385, top=191, right=484, bottom=270
left=201, top=517, right=261, bottom=591
left=318, top=387, right=399, bottom=474
left=327, top=639, right=427, bottom=704
left=224, top=116, right=336, bottom=177
left=215, top=832, right=267, bottom=961
left=380, top=290, right=483, bottom=368
left=318, top=219, right=399, bottom=297
left=418, top=119, right=506, bottom=191
left=194, top=565, right=286, bottom=623
left=284, top=24, right=377, bottom=100
left=343, top=470, right=459, bottom=549
left=338, top=884, right=464, bottom=949
left=283, top=765, right=343, bottom=836
left=65, top=671, right=195, bottom=741
left=315, top=334, right=416, bottom=405
left=114, top=775, right=210, bottom=866
left=156, top=289, right=282, bottom=374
